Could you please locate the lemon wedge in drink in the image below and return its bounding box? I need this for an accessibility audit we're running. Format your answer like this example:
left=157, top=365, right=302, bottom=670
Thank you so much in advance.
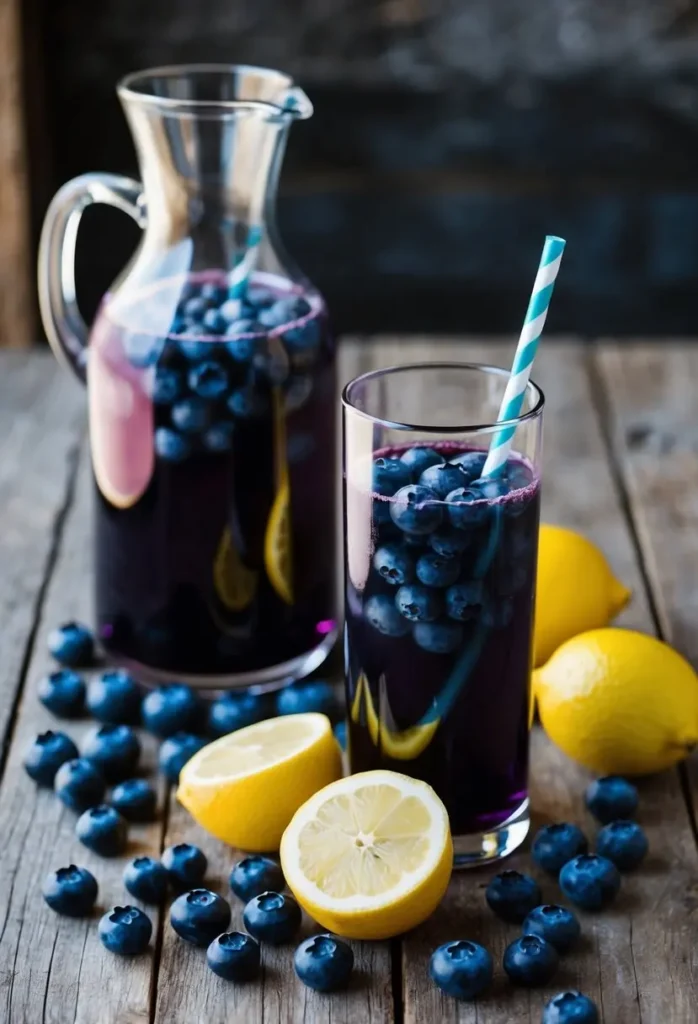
left=265, top=388, right=293, bottom=604
left=213, top=527, right=258, bottom=612
left=177, top=713, right=342, bottom=851
left=280, top=770, right=452, bottom=939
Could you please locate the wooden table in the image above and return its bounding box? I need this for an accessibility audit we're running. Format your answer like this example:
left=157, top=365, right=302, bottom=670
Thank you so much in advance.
left=1, top=339, right=697, bottom=1024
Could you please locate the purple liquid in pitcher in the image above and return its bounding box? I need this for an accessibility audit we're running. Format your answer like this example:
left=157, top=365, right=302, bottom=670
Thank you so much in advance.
left=344, top=442, right=539, bottom=837
left=89, top=272, right=337, bottom=680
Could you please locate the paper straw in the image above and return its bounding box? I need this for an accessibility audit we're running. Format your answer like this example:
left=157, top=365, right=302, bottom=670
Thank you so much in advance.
left=481, top=235, right=566, bottom=478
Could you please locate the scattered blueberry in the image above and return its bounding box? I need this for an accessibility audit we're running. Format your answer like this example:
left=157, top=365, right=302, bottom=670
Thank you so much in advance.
left=503, top=934, right=559, bottom=987
left=123, top=856, right=169, bottom=904
left=189, top=360, right=229, bottom=399
left=111, top=778, right=157, bottom=822
left=429, top=527, right=471, bottom=558
left=208, top=692, right=268, bottom=738
left=395, top=584, right=442, bottom=623
left=82, top=724, right=141, bottom=783
left=142, top=683, right=201, bottom=738
left=543, top=991, right=599, bottom=1024
left=485, top=871, right=542, bottom=923
left=373, top=457, right=412, bottom=497
left=276, top=681, right=339, bottom=719
left=559, top=854, right=621, bottom=911
left=38, top=669, right=85, bottom=718
left=445, top=581, right=483, bottom=621
left=294, top=934, right=354, bottom=992
left=448, top=450, right=487, bottom=482
left=54, top=758, right=105, bottom=812
left=429, top=940, right=493, bottom=1000
left=419, top=462, right=467, bottom=499
left=523, top=905, right=581, bottom=953
left=334, top=720, right=347, bottom=750
left=155, top=427, right=190, bottom=463
left=42, top=865, right=98, bottom=917
left=24, top=730, right=79, bottom=786
left=86, top=670, right=141, bottom=724
left=243, top=891, right=302, bottom=945
left=229, top=856, right=285, bottom=903
left=171, top=397, right=210, bottom=434
left=227, top=387, right=267, bottom=418
left=202, top=422, right=235, bottom=453
left=372, top=542, right=415, bottom=587
left=76, top=804, right=128, bottom=856
left=415, top=551, right=460, bottom=588
left=532, top=823, right=589, bottom=875
left=390, top=484, right=443, bottom=535
left=202, top=308, right=227, bottom=335
left=596, top=820, right=649, bottom=871
left=413, top=620, right=463, bottom=654
left=47, top=622, right=93, bottom=668
left=158, top=732, right=206, bottom=783
left=399, top=446, right=445, bottom=477
left=162, top=843, right=207, bottom=890
left=151, top=366, right=183, bottom=404
left=585, top=776, right=639, bottom=824
left=207, top=931, right=261, bottom=981
left=170, top=888, right=231, bottom=947
left=99, top=905, right=152, bottom=955
left=445, top=487, right=489, bottom=530
left=364, top=594, right=410, bottom=637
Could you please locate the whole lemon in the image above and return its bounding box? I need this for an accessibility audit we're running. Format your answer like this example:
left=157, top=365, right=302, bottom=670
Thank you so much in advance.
left=534, top=628, right=698, bottom=775
left=535, top=524, right=631, bottom=666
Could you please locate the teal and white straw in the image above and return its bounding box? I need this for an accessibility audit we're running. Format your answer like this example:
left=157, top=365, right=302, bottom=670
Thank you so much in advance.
left=481, top=234, right=566, bottom=478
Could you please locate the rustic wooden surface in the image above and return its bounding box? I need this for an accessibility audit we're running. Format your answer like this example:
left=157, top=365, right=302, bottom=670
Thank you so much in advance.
left=0, top=342, right=697, bottom=1023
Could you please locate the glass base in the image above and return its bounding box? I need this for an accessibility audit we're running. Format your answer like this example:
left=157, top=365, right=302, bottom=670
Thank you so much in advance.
left=452, top=798, right=530, bottom=869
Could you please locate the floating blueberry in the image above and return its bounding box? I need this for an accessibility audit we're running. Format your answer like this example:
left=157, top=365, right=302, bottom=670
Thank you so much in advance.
left=189, top=360, right=229, bottom=399
left=86, top=670, right=141, bottom=725
left=283, top=318, right=320, bottom=353
left=142, top=684, right=201, bottom=738
left=155, top=427, right=190, bottom=463
left=470, top=476, right=509, bottom=502
left=596, top=820, right=648, bottom=871
left=585, top=776, right=638, bottom=824
left=559, top=854, right=621, bottom=911
left=48, top=622, right=94, bottom=668
left=111, top=778, right=157, bottom=822
left=503, top=934, right=558, bottom=987
left=294, top=934, right=354, bottom=992
left=208, top=692, right=268, bottom=738
left=171, top=397, right=210, bottom=434
left=415, top=551, right=460, bottom=588
left=399, top=446, right=445, bottom=478
left=445, top=581, right=483, bottom=621
left=532, top=823, right=588, bottom=875
left=276, top=681, right=339, bottom=719
left=372, top=542, right=415, bottom=587
left=364, top=594, right=411, bottom=637
left=243, top=891, right=301, bottom=945
left=43, top=864, right=98, bottom=917
left=227, top=387, right=268, bottom=418
left=76, top=804, right=128, bottom=856
left=229, top=856, right=285, bottom=903
left=202, top=422, right=235, bottom=453
left=151, top=366, right=183, bottom=405
left=207, top=932, right=261, bottom=981
left=54, top=757, right=105, bottom=812
left=182, top=296, right=208, bottom=322
left=38, top=669, right=85, bottom=718
left=373, top=457, right=412, bottom=497
left=449, top=450, right=487, bottom=482
left=543, top=991, right=599, bottom=1024
left=170, top=888, right=231, bottom=947
left=162, top=843, right=207, bottom=890
left=258, top=296, right=310, bottom=329
left=395, top=584, right=442, bottom=623
left=485, top=871, right=542, bottom=923
left=418, top=462, right=467, bottom=499
left=225, top=326, right=256, bottom=362
left=202, top=308, right=227, bottom=335
left=390, top=484, right=443, bottom=535
left=220, top=298, right=244, bottom=322
left=429, top=527, right=471, bottom=558
left=429, top=940, right=493, bottom=1000
left=99, top=905, right=152, bottom=955
left=82, top=724, right=141, bottom=783
left=445, top=487, right=489, bottom=530
left=24, top=730, right=79, bottom=786
left=201, top=282, right=227, bottom=307
left=522, top=905, right=581, bottom=953
left=413, top=620, right=463, bottom=654
left=158, top=732, right=206, bottom=783
left=123, top=856, right=169, bottom=904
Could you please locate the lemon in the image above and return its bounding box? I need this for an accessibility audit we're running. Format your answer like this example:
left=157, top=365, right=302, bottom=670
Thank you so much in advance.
left=177, top=713, right=342, bottom=851
left=360, top=673, right=440, bottom=760
left=535, top=627, right=698, bottom=775
left=280, top=770, right=452, bottom=940
left=264, top=480, right=293, bottom=604
left=535, top=524, right=631, bottom=666
left=213, top=527, right=257, bottom=612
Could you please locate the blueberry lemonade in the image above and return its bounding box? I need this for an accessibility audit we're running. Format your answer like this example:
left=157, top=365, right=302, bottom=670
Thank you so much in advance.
left=345, top=443, right=540, bottom=860
left=89, top=271, right=337, bottom=683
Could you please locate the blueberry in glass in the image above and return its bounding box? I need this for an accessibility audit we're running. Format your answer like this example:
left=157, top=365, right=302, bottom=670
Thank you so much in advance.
left=171, top=397, right=210, bottom=434
left=202, top=422, right=235, bottom=453
left=225, top=328, right=256, bottom=362
left=413, top=620, right=463, bottom=654
left=99, top=905, right=152, bottom=955
left=24, top=730, right=79, bottom=786
left=170, top=888, right=231, bottom=947
left=123, top=856, right=169, bottom=904
left=395, top=584, right=442, bottom=623
left=373, top=543, right=416, bottom=586
left=76, top=804, right=128, bottom=856
left=445, top=581, right=483, bottom=621
left=543, top=991, right=599, bottom=1024
left=364, top=595, right=411, bottom=637
left=585, top=776, right=638, bottom=824
left=229, top=856, right=285, bottom=903
left=429, top=527, right=471, bottom=558
left=445, top=487, right=490, bottom=529
left=111, top=778, right=157, bottom=822
left=429, top=940, right=493, bottom=1000
left=48, top=622, right=94, bottom=668
left=448, top=450, right=487, bottom=481
left=207, top=932, right=261, bottom=981
left=86, top=669, right=141, bottom=724
left=162, top=843, right=207, bottom=890
left=390, top=484, right=443, bottom=535
left=202, top=308, right=226, bottom=335
left=531, top=822, right=588, bottom=875
left=38, top=669, right=85, bottom=718
left=54, top=757, right=105, bottom=812
left=596, top=820, right=648, bottom=871
left=158, top=732, right=206, bottom=783
left=42, top=865, right=98, bottom=917
left=142, top=684, right=201, bottom=738
left=294, top=934, right=354, bottom=992
left=151, top=366, right=183, bottom=404
left=559, top=854, right=621, bottom=911
left=243, top=891, right=301, bottom=945
left=208, top=692, right=268, bottom=737
left=155, top=427, right=190, bottom=462
left=418, top=462, right=467, bottom=499
left=188, top=360, right=229, bottom=399
left=227, top=387, right=267, bottom=419
left=276, top=681, right=339, bottom=719
left=182, top=296, right=207, bottom=322
left=415, top=551, right=460, bottom=588
left=503, top=934, right=558, bottom=987
left=522, top=905, right=581, bottom=953
left=82, top=724, right=141, bottom=782
left=485, top=871, right=542, bottom=923
left=399, top=446, right=444, bottom=477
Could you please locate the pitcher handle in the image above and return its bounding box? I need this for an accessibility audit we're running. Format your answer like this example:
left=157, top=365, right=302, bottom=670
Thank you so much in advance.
left=38, top=173, right=146, bottom=383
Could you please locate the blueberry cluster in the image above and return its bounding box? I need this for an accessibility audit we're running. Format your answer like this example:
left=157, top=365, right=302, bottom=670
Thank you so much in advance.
left=362, top=447, right=536, bottom=653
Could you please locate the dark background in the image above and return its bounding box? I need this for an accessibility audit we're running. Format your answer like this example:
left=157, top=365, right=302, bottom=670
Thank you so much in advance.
left=26, top=0, right=698, bottom=336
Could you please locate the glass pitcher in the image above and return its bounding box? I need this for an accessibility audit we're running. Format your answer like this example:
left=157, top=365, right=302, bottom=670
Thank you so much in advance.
left=38, top=65, right=338, bottom=690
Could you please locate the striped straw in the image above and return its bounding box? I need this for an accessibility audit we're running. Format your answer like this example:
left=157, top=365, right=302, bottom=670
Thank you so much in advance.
left=481, top=235, right=566, bottom=478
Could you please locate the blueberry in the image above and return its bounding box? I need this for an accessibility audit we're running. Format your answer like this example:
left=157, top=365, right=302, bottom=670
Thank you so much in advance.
left=171, top=397, right=210, bottom=434
left=54, top=757, right=105, bottom=812
left=390, top=484, right=443, bottom=536
left=445, top=487, right=489, bottom=530
left=178, top=339, right=209, bottom=362
left=208, top=693, right=268, bottom=738
left=245, top=286, right=275, bottom=309
left=596, top=820, right=648, bottom=871
left=543, top=991, right=600, bottom=1024
left=585, top=776, right=638, bottom=824
left=395, top=584, right=442, bottom=623
left=522, top=905, right=581, bottom=953
left=188, top=360, right=229, bottom=399
left=485, top=870, right=542, bottom=923
left=162, top=843, right=207, bottom=890
left=282, top=318, right=320, bottom=353
left=481, top=597, right=514, bottom=630
left=155, top=427, right=190, bottom=462
left=243, top=891, right=301, bottom=945
left=82, top=724, right=141, bottom=782
left=99, top=905, right=152, bottom=955
left=470, top=476, right=509, bottom=502
left=415, top=551, right=460, bottom=588
left=111, top=778, right=157, bottom=822
left=227, top=387, right=268, bottom=419
left=429, top=940, right=493, bottom=1000
left=413, top=620, right=463, bottom=654
left=276, top=681, right=339, bottom=719
left=429, top=527, right=471, bottom=558
left=449, top=451, right=487, bottom=482
left=220, top=299, right=244, bottom=322
left=124, top=333, right=163, bottom=368
left=506, top=460, right=533, bottom=490
left=37, top=669, right=85, bottom=718
left=503, top=934, right=558, bottom=987
left=229, top=856, right=285, bottom=903
left=372, top=542, right=415, bottom=587
left=170, top=888, right=231, bottom=947
left=532, top=823, right=588, bottom=875
left=182, top=296, right=208, bottom=321
left=294, top=934, right=354, bottom=992
left=418, top=462, right=467, bottom=499
left=445, top=581, right=483, bottom=621
left=202, top=308, right=227, bottom=335
left=258, top=296, right=310, bottom=329
left=364, top=594, right=410, bottom=637
left=123, top=856, right=169, bottom=904
left=225, top=326, right=256, bottom=362
left=86, top=670, right=141, bottom=725
left=202, top=422, right=235, bottom=453
left=76, top=804, right=128, bottom=856
left=201, top=282, right=227, bottom=307
left=24, top=730, right=79, bottom=786
left=47, top=621, right=94, bottom=668
left=334, top=720, right=347, bottom=750
left=151, top=366, right=183, bottom=404
left=559, top=854, right=621, bottom=911
left=399, top=446, right=445, bottom=478
left=207, top=932, right=261, bottom=981
left=373, top=457, right=412, bottom=498
left=158, top=732, right=206, bottom=783
left=42, top=864, right=98, bottom=917
left=142, top=684, right=201, bottom=738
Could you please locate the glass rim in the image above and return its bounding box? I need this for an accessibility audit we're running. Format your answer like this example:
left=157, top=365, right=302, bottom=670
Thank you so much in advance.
left=341, top=361, right=545, bottom=434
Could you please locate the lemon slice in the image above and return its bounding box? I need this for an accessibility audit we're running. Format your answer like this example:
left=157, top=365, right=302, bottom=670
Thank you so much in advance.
left=177, top=713, right=341, bottom=852
left=213, top=527, right=258, bottom=612
left=361, top=673, right=440, bottom=760
left=280, top=770, right=452, bottom=939
left=264, top=479, right=293, bottom=604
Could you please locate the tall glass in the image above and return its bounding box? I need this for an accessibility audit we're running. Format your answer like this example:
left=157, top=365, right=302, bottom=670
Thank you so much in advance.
left=342, top=363, right=543, bottom=866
